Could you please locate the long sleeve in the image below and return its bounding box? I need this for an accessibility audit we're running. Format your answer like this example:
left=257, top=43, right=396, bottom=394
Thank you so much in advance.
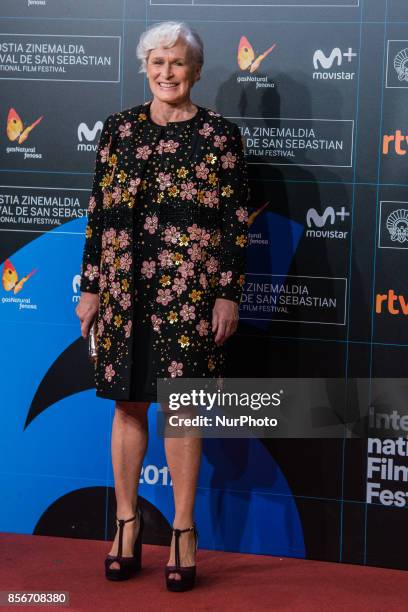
left=216, top=123, right=250, bottom=304
left=79, top=113, right=115, bottom=293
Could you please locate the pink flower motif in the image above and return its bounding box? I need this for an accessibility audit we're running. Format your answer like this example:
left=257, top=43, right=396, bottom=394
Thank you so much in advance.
left=136, top=145, right=152, bottom=159
left=141, top=260, right=156, bottom=279
left=180, top=303, right=196, bottom=321
left=168, top=360, right=183, bottom=377
left=214, top=134, right=227, bottom=150
left=187, top=224, right=202, bottom=241
left=156, top=288, right=173, bottom=306
left=84, top=264, right=99, bottom=281
left=199, top=273, right=208, bottom=289
left=129, top=178, right=141, bottom=195
left=180, top=181, right=197, bottom=201
left=118, top=230, right=130, bottom=249
left=105, top=364, right=116, bottom=382
left=221, top=151, right=237, bottom=169
left=236, top=207, right=249, bottom=223
left=104, top=228, right=116, bottom=244
left=172, top=276, right=187, bottom=296
left=206, top=257, right=219, bottom=274
left=108, top=265, right=116, bottom=282
left=87, top=196, right=96, bottom=214
left=97, top=319, right=105, bottom=337
left=104, top=305, right=113, bottom=324
left=151, top=314, right=163, bottom=332
left=124, top=319, right=132, bottom=338
left=178, top=261, right=194, bottom=278
left=112, top=185, right=122, bottom=205
left=100, top=145, right=110, bottom=163
left=119, top=122, right=132, bottom=139
left=199, top=123, right=214, bottom=137
left=157, top=172, right=172, bottom=190
left=99, top=273, right=107, bottom=291
left=208, top=110, right=221, bottom=117
left=120, top=252, right=132, bottom=272
left=110, top=281, right=121, bottom=299
left=103, top=247, right=115, bottom=265
left=144, top=215, right=158, bottom=234
left=199, top=230, right=210, bottom=247
left=164, top=226, right=180, bottom=244
left=196, top=319, right=209, bottom=336
left=203, top=190, right=219, bottom=208
left=220, top=271, right=233, bottom=286
left=120, top=293, right=131, bottom=310
left=195, top=162, right=209, bottom=180
left=156, top=139, right=180, bottom=154
left=187, top=243, right=203, bottom=262
left=158, top=249, right=173, bottom=268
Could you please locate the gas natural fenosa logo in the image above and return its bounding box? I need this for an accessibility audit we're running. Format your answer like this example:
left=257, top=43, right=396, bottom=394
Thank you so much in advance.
left=236, top=36, right=276, bottom=89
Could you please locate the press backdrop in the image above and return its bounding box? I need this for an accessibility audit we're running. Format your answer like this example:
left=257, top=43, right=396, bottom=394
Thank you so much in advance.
left=1, top=0, right=408, bottom=570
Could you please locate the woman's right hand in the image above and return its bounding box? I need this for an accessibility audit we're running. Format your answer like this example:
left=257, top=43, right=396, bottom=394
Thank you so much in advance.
left=75, top=292, right=99, bottom=339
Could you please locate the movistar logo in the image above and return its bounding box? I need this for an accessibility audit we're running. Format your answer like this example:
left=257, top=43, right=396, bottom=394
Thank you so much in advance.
left=306, top=206, right=349, bottom=240
left=307, top=207, right=335, bottom=228
left=312, top=47, right=356, bottom=81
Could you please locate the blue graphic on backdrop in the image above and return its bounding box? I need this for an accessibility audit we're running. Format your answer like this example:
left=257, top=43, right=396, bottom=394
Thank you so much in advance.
left=0, top=217, right=305, bottom=557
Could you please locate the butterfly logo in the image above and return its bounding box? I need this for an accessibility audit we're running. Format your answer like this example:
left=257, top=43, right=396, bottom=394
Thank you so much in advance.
left=6, top=108, right=44, bottom=144
left=237, top=36, right=276, bottom=73
left=2, top=259, right=38, bottom=294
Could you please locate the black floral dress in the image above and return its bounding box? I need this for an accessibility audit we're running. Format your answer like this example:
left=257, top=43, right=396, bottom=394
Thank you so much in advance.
left=79, top=101, right=249, bottom=401
left=129, top=105, right=223, bottom=401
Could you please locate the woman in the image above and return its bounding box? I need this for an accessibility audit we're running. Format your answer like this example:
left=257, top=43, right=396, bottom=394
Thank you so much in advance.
left=76, top=20, right=249, bottom=592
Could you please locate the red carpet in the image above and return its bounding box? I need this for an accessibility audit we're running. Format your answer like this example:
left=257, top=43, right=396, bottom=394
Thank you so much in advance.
left=1, top=532, right=408, bottom=611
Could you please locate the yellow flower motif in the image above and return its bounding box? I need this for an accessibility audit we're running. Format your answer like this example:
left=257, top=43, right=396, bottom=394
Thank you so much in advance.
left=103, top=291, right=110, bottom=305
left=112, top=237, right=120, bottom=249
left=100, top=172, right=112, bottom=189
left=156, top=192, right=164, bottom=203
left=197, top=190, right=205, bottom=204
left=178, top=234, right=189, bottom=246
left=141, top=179, right=148, bottom=191
left=121, top=189, right=130, bottom=202
left=114, top=256, right=121, bottom=270
left=127, top=196, right=135, bottom=209
left=236, top=234, right=247, bottom=247
left=177, top=166, right=188, bottom=178
left=189, top=289, right=202, bottom=302
left=138, top=112, right=147, bottom=121
left=167, top=311, right=178, bottom=324
left=85, top=225, right=92, bottom=239
left=206, top=153, right=217, bottom=165
left=108, top=153, right=118, bottom=167
left=114, top=314, right=122, bottom=328
left=122, top=279, right=129, bottom=291
left=160, top=274, right=171, bottom=286
left=103, top=337, right=112, bottom=350
left=103, top=192, right=113, bottom=209
left=168, top=185, right=180, bottom=197
left=117, top=170, right=127, bottom=183
left=208, top=358, right=215, bottom=371
left=178, top=335, right=190, bottom=348
left=173, top=252, right=184, bottom=265
left=208, top=172, right=218, bottom=186
left=209, top=275, right=218, bottom=288
left=221, top=185, right=234, bottom=197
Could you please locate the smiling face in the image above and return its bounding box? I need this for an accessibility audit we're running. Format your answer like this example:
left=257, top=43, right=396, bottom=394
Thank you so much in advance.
left=146, top=38, right=201, bottom=105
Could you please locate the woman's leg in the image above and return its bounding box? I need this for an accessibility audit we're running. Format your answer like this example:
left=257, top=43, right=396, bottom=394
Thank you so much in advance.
left=108, top=400, right=150, bottom=569
left=164, top=434, right=202, bottom=580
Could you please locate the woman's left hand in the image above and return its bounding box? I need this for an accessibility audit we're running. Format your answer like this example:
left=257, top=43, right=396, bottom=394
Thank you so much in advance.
left=212, top=298, right=239, bottom=346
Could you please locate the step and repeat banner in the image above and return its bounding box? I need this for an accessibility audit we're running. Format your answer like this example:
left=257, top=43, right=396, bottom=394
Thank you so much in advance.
left=1, top=0, right=408, bottom=570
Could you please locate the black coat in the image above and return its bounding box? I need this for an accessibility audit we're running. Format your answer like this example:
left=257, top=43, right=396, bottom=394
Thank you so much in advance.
left=80, top=101, right=250, bottom=400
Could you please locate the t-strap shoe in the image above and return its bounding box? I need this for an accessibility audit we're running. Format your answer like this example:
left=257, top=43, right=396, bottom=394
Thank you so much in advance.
left=165, top=524, right=198, bottom=592
left=105, top=508, right=144, bottom=581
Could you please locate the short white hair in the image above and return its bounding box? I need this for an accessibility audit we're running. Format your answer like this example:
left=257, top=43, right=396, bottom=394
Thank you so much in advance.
left=136, top=21, right=204, bottom=73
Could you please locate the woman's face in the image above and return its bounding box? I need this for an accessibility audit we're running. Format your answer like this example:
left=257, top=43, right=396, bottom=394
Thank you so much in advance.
left=146, top=38, right=201, bottom=105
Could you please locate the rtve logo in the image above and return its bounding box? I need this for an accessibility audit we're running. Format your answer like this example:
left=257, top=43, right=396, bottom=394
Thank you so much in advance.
left=77, top=121, right=103, bottom=152
left=376, top=290, right=408, bottom=315
left=383, top=130, right=408, bottom=156
left=312, top=47, right=357, bottom=81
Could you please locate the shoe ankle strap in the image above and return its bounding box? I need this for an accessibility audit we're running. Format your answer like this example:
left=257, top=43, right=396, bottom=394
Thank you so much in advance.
left=116, top=513, right=137, bottom=525
left=172, top=524, right=198, bottom=569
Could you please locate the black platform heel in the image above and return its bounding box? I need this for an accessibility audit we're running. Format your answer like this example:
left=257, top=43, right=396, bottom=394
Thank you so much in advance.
left=165, top=524, right=198, bottom=592
left=105, top=508, right=144, bottom=581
